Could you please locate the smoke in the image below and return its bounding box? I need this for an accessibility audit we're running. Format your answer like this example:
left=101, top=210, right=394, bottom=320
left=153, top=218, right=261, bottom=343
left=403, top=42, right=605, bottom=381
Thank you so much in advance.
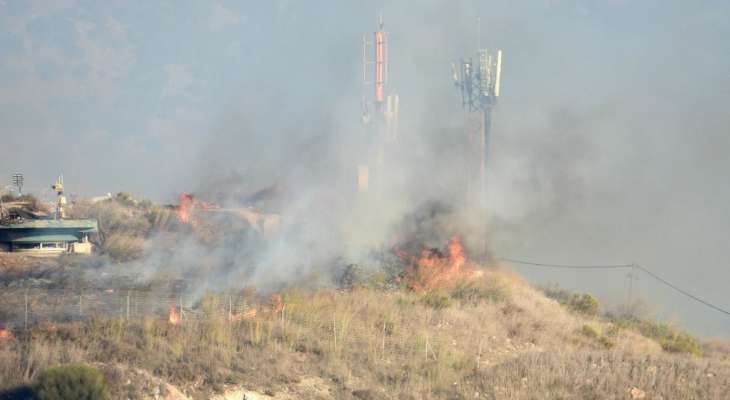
left=2, top=1, right=729, bottom=335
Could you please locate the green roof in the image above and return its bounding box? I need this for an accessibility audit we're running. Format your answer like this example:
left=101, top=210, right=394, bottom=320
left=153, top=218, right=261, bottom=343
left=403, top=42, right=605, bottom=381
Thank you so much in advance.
left=0, top=219, right=98, bottom=231
left=10, top=234, right=80, bottom=243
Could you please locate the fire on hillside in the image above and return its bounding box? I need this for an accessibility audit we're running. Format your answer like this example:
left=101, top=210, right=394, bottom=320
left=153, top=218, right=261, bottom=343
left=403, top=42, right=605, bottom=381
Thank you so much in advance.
left=173, top=192, right=281, bottom=238
left=396, top=236, right=476, bottom=292
left=168, top=305, right=181, bottom=325
left=0, top=324, right=12, bottom=341
left=175, top=192, right=219, bottom=225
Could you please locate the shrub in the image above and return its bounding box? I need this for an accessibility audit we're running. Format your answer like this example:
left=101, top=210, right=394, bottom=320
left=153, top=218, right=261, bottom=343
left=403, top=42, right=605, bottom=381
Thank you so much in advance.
left=0, top=194, right=46, bottom=212
left=541, top=284, right=572, bottom=303
left=145, top=205, right=175, bottom=231
left=580, top=324, right=598, bottom=339
left=609, top=317, right=702, bottom=355
left=449, top=278, right=510, bottom=304
left=113, top=192, right=137, bottom=207
left=542, top=285, right=600, bottom=316
left=598, top=336, right=615, bottom=349
left=101, top=234, right=145, bottom=262
left=34, top=364, right=110, bottom=400
left=660, top=332, right=701, bottom=355
left=566, top=294, right=600, bottom=316
left=70, top=198, right=152, bottom=243
left=338, top=264, right=369, bottom=288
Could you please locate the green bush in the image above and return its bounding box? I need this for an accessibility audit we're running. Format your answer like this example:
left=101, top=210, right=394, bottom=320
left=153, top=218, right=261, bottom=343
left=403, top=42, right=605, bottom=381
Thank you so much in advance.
left=566, top=294, right=600, bottom=316
left=542, top=286, right=600, bottom=316
left=660, top=332, right=702, bottom=355
left=34, top=364, right=109, bottom=400
left=578, top=325, right=615, bottom=349
left=450, top=279, right=510, bottom=304
left=541, top=284, right=572, bottom=303
left=610, top=317, right=702, bottom=355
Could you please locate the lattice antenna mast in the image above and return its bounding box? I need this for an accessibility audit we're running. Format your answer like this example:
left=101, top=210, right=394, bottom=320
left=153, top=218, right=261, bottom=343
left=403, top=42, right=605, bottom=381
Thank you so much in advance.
left=358, top=15, right=400, bottom=195
left=451, top=17, right=503, bottom=207
left=452, top=52, right=502, bottom=112
left=51, top=174, right=66, bottom=219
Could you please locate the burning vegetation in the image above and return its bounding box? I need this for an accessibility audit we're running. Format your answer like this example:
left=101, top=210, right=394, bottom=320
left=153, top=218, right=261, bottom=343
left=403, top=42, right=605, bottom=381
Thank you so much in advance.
left=0, top=324, right=11, bottom=341
left=396, top=236, right=475, bottom=292
left=168, top=305, right=181, bottom=325
left=175, top=192, right=219, bottom=225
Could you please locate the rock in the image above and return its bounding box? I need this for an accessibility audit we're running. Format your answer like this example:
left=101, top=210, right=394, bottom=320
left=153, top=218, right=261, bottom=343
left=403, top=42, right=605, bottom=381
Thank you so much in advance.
left=630, top=387, right=646, bottom=399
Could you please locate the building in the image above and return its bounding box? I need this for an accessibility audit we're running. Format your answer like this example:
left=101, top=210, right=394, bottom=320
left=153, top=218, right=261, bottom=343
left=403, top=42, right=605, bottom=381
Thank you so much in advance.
left=0, top=219, right=98, bottom=255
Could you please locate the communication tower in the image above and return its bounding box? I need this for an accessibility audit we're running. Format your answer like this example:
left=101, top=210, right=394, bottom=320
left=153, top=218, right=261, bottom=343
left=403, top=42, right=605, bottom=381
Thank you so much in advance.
left=452, top=26, right=502, bottom=207
left=51, top=175, right=66, bottom=219
left=359, top=15, right=399, bottom=194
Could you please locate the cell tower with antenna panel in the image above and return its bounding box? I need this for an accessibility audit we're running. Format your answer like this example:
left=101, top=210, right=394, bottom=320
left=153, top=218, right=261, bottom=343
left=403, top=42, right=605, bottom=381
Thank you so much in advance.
left=452, top=17, right=502, bottom=207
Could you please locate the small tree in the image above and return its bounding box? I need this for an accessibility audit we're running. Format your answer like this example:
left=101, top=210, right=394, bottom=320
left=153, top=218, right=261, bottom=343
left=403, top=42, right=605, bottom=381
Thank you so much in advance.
left=34, top=364, right=110, bottom=400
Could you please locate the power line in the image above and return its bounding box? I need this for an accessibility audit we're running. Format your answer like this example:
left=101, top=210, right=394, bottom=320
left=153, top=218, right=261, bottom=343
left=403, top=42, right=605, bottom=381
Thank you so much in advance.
left=635, top=264, right=730, bottom=317
left=498, top=257, right=632, bottom=269
left=499, top=257, right=730, bottom=317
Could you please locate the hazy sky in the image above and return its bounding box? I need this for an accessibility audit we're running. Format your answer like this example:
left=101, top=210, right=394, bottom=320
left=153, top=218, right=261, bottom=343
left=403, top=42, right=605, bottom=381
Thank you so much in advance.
left=1, top=1, right=729, bottom=335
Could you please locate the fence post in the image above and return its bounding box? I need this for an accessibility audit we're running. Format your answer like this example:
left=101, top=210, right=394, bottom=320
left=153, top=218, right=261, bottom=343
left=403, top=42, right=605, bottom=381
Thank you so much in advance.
left=24, top=289, right=28, bottom=329
left=79, top=291, right=83, bottom=317
left=126, top=291, right=130, bottom=320
left=477, top=339, right=483, bottom=369
left=332, top=313, right=337, bottom=350
left=228, top=295, right=232, bottom=322
left=425, top=334, right=429, bottom=362
left=381, top=320, right=386, bottom=359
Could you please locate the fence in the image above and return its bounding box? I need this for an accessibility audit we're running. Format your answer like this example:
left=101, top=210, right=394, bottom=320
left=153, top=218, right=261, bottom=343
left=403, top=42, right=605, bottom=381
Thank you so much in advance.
left=0, top=286, right=259, bottom=329
left=0, top=285, right=479, bottom=369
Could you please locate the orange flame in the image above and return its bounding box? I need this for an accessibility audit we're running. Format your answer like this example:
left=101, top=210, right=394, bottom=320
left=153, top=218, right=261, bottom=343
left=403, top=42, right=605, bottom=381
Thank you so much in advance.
left=176, top=193, right=195, bottom=224
left=168, top=305, right=181, bottom=325
left=399, top=236, right=473, bottom=292
left=0, top=326, right=11, bottom=340
left=176, top=192, right=219, bottom=225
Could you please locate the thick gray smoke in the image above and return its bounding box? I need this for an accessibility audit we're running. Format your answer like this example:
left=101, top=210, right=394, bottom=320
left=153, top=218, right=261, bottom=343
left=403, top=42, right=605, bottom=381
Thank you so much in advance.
left=1, top=1, right=729, bottom=335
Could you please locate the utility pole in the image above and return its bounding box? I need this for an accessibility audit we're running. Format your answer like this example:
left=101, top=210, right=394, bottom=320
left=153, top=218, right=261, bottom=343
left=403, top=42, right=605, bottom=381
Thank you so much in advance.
left=11, top=173, right=23, bottom=195
left=627, top=263, right=638, bottom=316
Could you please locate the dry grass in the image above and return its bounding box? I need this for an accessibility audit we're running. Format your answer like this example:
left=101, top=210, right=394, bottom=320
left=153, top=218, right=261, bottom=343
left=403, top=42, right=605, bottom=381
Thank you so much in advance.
left=1, top=268, right=729, bottom=399
left=68, top=195, right=178, bottom=262
left=475, top=350, right=730, bottom=399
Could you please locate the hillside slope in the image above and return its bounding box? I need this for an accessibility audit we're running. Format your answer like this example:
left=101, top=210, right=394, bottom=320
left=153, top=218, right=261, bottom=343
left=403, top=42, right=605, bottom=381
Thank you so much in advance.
left=1, top=265, right=729, bottom=399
